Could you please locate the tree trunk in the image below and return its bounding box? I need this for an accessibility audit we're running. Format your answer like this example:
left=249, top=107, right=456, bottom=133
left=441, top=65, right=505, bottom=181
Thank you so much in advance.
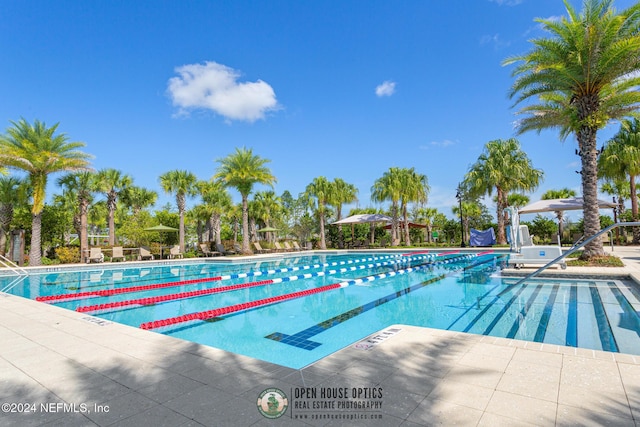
left=579, top=125, right=604, bottom=258
left=29, top=212, right=42, bottom=266
left=403, top=205, right=411, bottom=246
left=319, top=204, right=327, bottom=249
left=79, top=198, right=89, bottom=263
left=630, top=176, right=640, bottom=244
left=212, top=213, right=222, bottom=245
left=241, top=196, right=250, bottom=254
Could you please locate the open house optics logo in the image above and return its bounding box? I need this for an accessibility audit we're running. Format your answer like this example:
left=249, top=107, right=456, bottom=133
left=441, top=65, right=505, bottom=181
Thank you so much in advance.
left=257, top=388, right=288, bottom=419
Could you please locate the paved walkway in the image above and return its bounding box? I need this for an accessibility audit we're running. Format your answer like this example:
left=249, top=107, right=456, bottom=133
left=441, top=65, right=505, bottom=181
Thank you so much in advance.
left=1, top=249, right=639, bottom=426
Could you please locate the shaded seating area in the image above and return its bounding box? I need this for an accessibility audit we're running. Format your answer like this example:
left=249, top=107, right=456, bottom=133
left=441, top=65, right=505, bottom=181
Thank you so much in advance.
left=138, top=247, right=155, bottom=261
left=111, top=246, right=126, bottom=262
left=168, top=245, right=183, bottom=259
left=87, top=247, right=104, bottom=263
left=199, top=243, right=220, bottom=257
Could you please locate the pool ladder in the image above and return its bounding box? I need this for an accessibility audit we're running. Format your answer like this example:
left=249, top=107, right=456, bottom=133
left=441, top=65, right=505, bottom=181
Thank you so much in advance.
left=513, top=221, right=640, bottom=286
left=0, top=254, right=29, bottom=293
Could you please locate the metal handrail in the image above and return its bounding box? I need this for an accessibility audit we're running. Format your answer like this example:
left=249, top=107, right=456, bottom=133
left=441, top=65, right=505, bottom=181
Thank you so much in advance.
left=0, top=254, right=28, bottom=276
left=512, top=221, right=640, bottom=286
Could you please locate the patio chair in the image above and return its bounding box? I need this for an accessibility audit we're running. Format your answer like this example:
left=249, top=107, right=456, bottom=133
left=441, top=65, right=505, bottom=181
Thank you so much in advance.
left=216, top=243, right=236, bottom=255
left=111, top=246, right=126, bottom=262
left=292, top=241, right=306, bottom=251
left=138, top=246, right=155, bottom=261
left=87, top=247, right=104, bottom=263
left=283, top=241, right=296, bottom=252
left=168, top=245, right=184, bottom=259
left=199, top=243, right=220, bottom=257
left=253, top=242, right=271, bottom=254
left=273, top=242, right=287, bottom=252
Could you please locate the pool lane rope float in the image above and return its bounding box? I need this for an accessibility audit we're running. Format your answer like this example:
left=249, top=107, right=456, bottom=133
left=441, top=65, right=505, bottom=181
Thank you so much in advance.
left=139, top=251, right=494, bottom=331
left=36, top=252, right=423, bottom=304
left=75, top=252, right=452, bottom=314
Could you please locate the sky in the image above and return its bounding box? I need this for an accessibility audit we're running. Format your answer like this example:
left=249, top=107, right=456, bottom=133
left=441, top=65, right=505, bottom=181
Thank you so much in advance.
left=1, top=0, right=638, bottom=223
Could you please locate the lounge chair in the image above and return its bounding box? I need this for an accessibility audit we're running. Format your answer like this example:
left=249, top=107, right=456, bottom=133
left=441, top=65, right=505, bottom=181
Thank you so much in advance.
left=292, top=241, right=305, bottom=251
left=273, top=242, right=288, bottom=252
left=253, top=242, right=271, bottom=254
left=283, top=241, right=296, bottom=252
left=216, top=243, right=236, bottom=255
left=111, top=246, right=126, bottom=262
left=199, top=243, right=220, bottom=257
left=168, top=245, right=184, bottom=259
left=138, top=247, right=155, bottom=261
left=87, top=247, right=104, bottom=263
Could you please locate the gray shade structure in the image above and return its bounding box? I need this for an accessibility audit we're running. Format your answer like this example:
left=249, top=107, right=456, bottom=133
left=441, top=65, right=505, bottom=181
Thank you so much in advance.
left=518, top=197, right=617, bottom=214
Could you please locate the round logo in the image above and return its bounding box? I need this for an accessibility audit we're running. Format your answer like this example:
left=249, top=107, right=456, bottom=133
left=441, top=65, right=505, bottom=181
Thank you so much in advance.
left=257, top=388, right=288, bottom=419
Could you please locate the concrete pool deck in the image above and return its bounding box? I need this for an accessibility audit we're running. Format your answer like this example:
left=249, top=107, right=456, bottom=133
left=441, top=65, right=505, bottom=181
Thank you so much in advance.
left=0, top=248, right=639, bottom=426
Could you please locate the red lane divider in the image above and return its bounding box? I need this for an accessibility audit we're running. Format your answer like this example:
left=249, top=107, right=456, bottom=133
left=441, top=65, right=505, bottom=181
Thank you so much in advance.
left=36, top=276, right=224, bottom=303
left=140, top=282, right=343, bottom=330
left=76, top=279, right=276, bottom=313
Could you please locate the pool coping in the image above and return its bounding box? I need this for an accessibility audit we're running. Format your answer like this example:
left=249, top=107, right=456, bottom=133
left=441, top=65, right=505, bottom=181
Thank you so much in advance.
left=1, top=247, right=639, bottom=425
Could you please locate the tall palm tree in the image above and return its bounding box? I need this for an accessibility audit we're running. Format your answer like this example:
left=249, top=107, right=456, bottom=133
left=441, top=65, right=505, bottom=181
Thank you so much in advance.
left=504, top=0, right=640, bottom=258
left=214, top=148, right=276, bottom=254
left=599, top=118, right=640, bottom=243
left=464, top=138, right=543, bottom=245
left=0, top=176, right=27, bottom=256
left=371, top=167, right=403, bottom=246
left=95, top=168, right=132, bottom=246
left=0, top=119, right=92, bottom=265
left=57, top=172, right=96, bottom=262
left=159, top=170, right=198, bottom=252
left=305, top=176, right=332, bottom=249
left=197, top=180, right=232, bottom=245
left=398, top=168, right=429, bottom=246
left=254, top=190, right=282, bottom=243
left=541, top=188, right=578, bottom=240
left=327, top=178, right=358, bottom=248
left=415, top=206, right=439, bottom=244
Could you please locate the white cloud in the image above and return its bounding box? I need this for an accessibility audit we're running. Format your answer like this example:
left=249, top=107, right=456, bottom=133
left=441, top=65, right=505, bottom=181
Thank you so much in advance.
left=420, top=139, right=456, bottom=150
left=375, top=80, right=396, bottom=97
left=480, top=33, right=511, bottom=49
left=167, top=61, right=278, bottom=122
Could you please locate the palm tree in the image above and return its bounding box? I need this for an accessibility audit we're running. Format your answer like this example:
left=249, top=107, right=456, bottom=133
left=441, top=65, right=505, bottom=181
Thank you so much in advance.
left=0, top=119, right=92, bottom=265
left=197, top=180, right=232, bottom=245
left=415, top=207, right=439, bottom=244
left=95, top=168, right=132, bottom=246
left=214, top=148, right=276, bottom=254
left=327, top=178, right=358, bottom=248
left=0, top=176, right=27, bottom=256
left=504, top=0, right=640, bottom=258
left=57, top=172, right=96, bottom=262
left=254, top=190, right=282, bottom=243
left=120, top=186, right=157, bottom=216
left=371, top=168, right=403, bottom=246
left=541, top=188, right=578, bottom=241
left=397, top=168, right=429, bottom=246
left=159, top=170, right=198, bottom=252
left=305, top=176, right=332, bottom=249
left=599, top=118, right=640, bottom=243
left=452, top=201, right=482, bottom=245
left=464, top=138, right=543, bottom=245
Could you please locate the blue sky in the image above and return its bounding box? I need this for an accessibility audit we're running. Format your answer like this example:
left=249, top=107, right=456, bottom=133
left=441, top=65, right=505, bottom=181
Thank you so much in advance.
left=1, top=0, right=636, bottom=222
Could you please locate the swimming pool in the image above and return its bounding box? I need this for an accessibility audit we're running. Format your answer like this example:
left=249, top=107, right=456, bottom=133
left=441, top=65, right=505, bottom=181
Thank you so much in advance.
left=2, top=251, right=640, bottom=369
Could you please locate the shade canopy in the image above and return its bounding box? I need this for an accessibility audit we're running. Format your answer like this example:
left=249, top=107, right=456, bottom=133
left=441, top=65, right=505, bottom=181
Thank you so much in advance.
left=518, top=197, right=617, bottom=215
left=257, top=226, right=279, bottom=232
left=332, top=213, right=393, bottom=225
left=144, top=224, right=179, bottom=232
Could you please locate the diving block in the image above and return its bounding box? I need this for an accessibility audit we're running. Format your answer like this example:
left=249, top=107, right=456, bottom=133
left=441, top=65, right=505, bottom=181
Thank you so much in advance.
left=508, top=246, right=567, bottom=270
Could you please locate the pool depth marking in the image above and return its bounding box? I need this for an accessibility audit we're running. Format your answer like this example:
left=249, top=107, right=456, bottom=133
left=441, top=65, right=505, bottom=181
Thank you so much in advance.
left=140, top=251, right=493, bottom=331
left=36, top=253, right=421, bottom=303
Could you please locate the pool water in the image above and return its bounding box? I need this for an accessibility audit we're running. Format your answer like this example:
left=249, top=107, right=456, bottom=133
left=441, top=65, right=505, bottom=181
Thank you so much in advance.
left=2, top=252, right=640, bottom=369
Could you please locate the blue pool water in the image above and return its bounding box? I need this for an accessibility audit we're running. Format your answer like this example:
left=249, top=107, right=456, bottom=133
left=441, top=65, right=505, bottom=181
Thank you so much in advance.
left=2, top=251, right=640, bottom=369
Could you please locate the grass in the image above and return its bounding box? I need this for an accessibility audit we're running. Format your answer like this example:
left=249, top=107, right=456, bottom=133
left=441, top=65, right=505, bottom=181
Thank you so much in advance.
left=565, top=251, right=624, bottom=267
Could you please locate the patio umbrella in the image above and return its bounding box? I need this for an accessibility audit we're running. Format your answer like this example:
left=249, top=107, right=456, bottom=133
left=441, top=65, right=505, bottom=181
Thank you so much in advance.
left=518, top=197, right=617, bottom=214
left=256, top=226, right=279, bottom=243
left=144, top=224, right=179, bottom=232
left=331, top=214, right=393, bottom=244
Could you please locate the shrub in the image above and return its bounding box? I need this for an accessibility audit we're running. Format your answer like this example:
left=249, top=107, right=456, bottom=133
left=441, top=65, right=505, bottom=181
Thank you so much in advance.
left=56, top=246, right=81, bottom=264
